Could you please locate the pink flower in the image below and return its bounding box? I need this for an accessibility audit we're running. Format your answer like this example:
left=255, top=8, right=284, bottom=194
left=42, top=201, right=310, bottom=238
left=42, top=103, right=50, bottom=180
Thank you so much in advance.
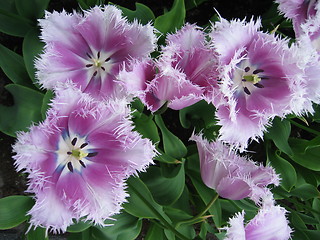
left=190, top=133, right=279, bottom=203
left=225, top=200, right=292, bottom=240
left=36, top=5, right=156, bottom=100
left=12, top=84, right=156, bottom=233
left=276, top=0, right=320, bottom=36
left=209, top=18, right=305, bottom=150
left=118, top=24, right=219, bottom=112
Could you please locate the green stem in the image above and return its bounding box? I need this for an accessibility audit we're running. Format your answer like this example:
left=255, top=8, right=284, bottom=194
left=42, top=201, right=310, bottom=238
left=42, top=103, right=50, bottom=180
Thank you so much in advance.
left=176, top=193, right=219, bottom=228
left=129, top=182, right=189, bottom=240
left=289, top=119, right=320, bottom=136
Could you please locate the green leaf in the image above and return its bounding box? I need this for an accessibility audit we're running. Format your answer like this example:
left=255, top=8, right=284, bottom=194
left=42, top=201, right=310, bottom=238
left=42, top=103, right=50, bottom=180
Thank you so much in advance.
left=91, top=212, right=142, bottom=240
left=123, top=177, right=166, bottom=219
left=145, top=223, right=166, bottom=240
left=119, top=3, right=155, bottom=24
left=67, top=220, right=92, bottom=233
left=155, top=148, right=180, bottom=164
left=41, top=90, right=54, bottom=119
left=15, top=0, right=49, bottom=20
left=0, top=8, right=33, bottom=37
left=26, top=227, right=48, bottom=240
left=265, top=117, right=293, bottom=156
left=155, top=115, right=187, bottom=159
left=0, top=84, right=44, bottom=137
left=187, top=169, right=222, bottom=227
left=0, top=195, right=34, bottom=229
left=0, top=43, right=33, bottom=87
left=290, top=183, right=320, bottom=200
left=23, top=28, right=44, bottom=85
left=179, top=100, right=216, bottom=129
left=154, top=0, right=185, bottom=35
left=267, top=149, right=297, bottom=192
left=289, top=137, right=320, bottom=171
left=141, top=164, right=185, bottom=205
left=133, top=113, right=160, bottom=144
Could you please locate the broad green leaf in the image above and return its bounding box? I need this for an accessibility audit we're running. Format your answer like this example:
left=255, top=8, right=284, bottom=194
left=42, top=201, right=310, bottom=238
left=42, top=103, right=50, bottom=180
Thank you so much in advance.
left=267, top=149, right=297, bottom=192
left=91, top=212, right=142, bottom=240
left=123, top=177, right=166, bottom=219
left=0, top=195, right=34, bottom=229
left=155, top=115, right=187, bottom=159
left=179, top=100, right=216, bottom=129
left=291, top=211, right=307, bottom=230
left=145, top=223, right=166, bottom=240
left=187, top=170, right=222, bottom=227
left=155, top=148, right=180, bottom=164
left=133, top=113, right=160, bottom=144
left=15, top=0, right=49, bottom=20
left=23, top=28, right=44, bottom=85
left=289, top=137, right=320, bottom=171
left=41, top=90, right=54, bottom=119
left=119, top=3, right=155, bottom=24
left=67, top=220, right=92, bottom=233
left=141, top=164, right=185, bottom=205
left=0, top=9, right=33, bottom=37
left=0, top=84, right=44, bottom=137
left=265, top=117, right=293, bottom=156
left=154, top=0, right=185, bottom=35
left=26, top=227, right=48, bottom=240
left=290, top=183, right=320, bottom=200
left=67, top=229, right=91, bottom=240
left=0, top=43, right=32, bottom=87
left=164, top=207, right=196, bottom=239
left=312, top=198, right=320, bottom=223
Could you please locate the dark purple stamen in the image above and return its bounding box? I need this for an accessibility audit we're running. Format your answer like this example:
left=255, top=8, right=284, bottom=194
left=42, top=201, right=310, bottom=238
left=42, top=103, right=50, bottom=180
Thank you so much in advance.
left=71, top=137, right=77, bottom=146
left=244, top=67, right=250, bottom=72
left=86, top=64, right=93, bottom=68
left=97, top=51, right=101, bottom=58
left=67, top=151, right=72, bottom=155
left=86, top=53, right=92, bottom=59
left=67, top=162, right=74, bottom=172
left=80, top=143, right=88, bottom=149
left=101, top=66, right=106, bottom=71
left=87, top=152, right=98, bottom=158
left=253, top=69, right=264, bottom=74
left=254, top=83, right=264, bottom=88
left=79, top=160, right=86, bottom=168
left=260, top=77, right=269, bottom=80
left=105, top=57, right=110, bottom=62
left=244, top=87, right=251, bottom=95
left=242, top=79, right=247, bottom=82
left=93, top=71, right=98, bottom=77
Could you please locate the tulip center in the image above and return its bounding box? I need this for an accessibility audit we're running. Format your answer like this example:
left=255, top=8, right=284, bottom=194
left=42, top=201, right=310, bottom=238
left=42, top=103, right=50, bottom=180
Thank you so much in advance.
left=233, top=61, right=269, bottom=96
left=57, top=136, right=98, bottom=173
left=70, top=149, right=88, bottom=160
left=85, top=51, right=112, bottom=77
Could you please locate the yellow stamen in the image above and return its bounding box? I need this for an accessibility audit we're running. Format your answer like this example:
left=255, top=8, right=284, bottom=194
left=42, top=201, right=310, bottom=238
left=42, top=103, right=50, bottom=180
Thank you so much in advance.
left=243, top=74, right=261, bottom=84
left=71, top=149, right=88, bottom=160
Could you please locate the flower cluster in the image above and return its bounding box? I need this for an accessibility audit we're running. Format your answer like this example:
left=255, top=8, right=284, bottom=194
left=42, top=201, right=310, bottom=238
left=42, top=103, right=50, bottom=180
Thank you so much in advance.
left=13, top=5, right=157, bottom=233
left=12, top=2, right=320, bottom=238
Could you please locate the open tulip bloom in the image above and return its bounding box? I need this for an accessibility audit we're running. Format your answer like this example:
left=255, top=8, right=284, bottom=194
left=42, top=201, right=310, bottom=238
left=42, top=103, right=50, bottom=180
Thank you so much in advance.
left=36, top=5, right=156, bottom=100
left=12, top=84, right=156, bottom=233
left=209, top=17, right=311, bottom=150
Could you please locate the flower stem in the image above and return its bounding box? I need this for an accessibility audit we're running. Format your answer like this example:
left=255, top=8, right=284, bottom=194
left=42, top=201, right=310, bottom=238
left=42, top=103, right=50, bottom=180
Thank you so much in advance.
left=176, top=193, right=219, bottom=228
left=289, top=119, right=320, bottom=136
